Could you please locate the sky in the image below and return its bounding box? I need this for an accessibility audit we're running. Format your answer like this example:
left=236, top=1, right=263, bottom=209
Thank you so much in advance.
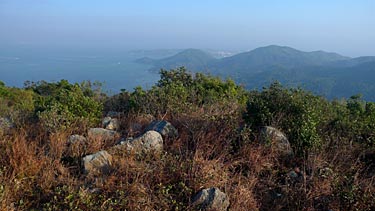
left=0, top=0, right=374, bottom=56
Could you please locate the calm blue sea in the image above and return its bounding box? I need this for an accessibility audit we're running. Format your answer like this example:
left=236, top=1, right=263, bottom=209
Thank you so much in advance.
left=0, top=46, right=171, bottom=94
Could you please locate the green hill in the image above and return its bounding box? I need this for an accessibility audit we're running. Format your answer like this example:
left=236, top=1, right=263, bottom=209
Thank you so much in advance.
left=137, top=48, right=217, bottom=72
left=212, top=45, right=349, bottom=74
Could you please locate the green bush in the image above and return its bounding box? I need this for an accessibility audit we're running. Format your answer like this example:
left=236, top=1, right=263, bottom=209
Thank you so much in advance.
left=103, top=90, right=131, bottom=113
left=245, top=82, right=328, bottom=155
left=28, top=80, right=103, bottom=132
left=121, top=67, right=247, bottom=116
left=0, top=81, right=35, bottom=125
left=329, top=95, right=375, bottom=145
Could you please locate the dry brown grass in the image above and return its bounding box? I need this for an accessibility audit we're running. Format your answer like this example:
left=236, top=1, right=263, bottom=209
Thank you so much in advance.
left=229, top=175, right=259, bottom=211
left=0, top=112, right=374, bottom=210
left=0, top=128, right=72, bottom=210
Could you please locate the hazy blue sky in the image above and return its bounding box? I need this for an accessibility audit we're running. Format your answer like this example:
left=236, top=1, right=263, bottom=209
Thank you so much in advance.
left=1, top=0, right=374, bottom=56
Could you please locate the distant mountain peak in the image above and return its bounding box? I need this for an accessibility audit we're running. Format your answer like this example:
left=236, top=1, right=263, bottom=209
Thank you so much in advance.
left=159, top=48, right=215, bottom=62
left=136, top=48, right=216, bottom=72
left=134, top=57, right=155, bottom=64
left=259, top=44, right=294, bottom=49
left=253, top=45, right=298, bottom=51
left=172, top=48, right=215, bottom=58
left=250, top=45, right=349, bottom=58
left=216, top=45, right=349, bottom=69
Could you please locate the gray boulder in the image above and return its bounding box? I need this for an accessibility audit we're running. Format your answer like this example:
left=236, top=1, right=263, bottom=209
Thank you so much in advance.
left=82, top=150, right=112, bottom=174
left=102, top=117, right=111, bottom=126
left=192, top=187, right=230, bottom=211
left=88, top=128, right=119, bottom=142
left=118, top=131, right=163, bottom=153
left=260, top=126, right=293, bottom=156
left=102, top=117, right=120, bottom=131
left=66, top=135, right=87, bottom=157
left=145, top=120, right=178, bottom=138
left=68, top=134, right=87, bottom=144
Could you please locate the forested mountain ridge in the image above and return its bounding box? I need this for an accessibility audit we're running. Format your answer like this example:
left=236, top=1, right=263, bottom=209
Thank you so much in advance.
left=136, top=45, right=375, bottom=100
left=211, top=45, right=350, bottom=73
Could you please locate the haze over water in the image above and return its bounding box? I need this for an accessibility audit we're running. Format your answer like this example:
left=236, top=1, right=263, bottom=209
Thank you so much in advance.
left=0, top=46, right=164, bottom=92
left=1, top=0, right=374, bottom=92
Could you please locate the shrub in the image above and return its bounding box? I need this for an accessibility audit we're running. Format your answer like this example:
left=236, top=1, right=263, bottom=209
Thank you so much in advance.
left=0, top=81, right=35, bottom=125
left=245, top=82, right=328, bottom=155
left=27, top=80, right=103, bottom=132
left=114, top=67, right=247, bottom=117
left=329, top=95, right=375, bottom=145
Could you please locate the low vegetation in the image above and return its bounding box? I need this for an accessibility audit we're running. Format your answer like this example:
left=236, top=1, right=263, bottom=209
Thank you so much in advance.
left=0, top=67, right=374, bottom=210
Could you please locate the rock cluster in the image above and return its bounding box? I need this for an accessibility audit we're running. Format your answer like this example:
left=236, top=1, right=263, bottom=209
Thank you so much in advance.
left=76, top=116, right=178, bottom=175
left=67, top=116, right=232, bottom=208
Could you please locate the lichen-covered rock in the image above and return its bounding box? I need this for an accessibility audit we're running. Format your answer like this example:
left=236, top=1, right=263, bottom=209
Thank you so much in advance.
left=88, top=128, right=119, bottom=142
left=145, top=120, right=178, bottom=138
left=192, top=187, right=230, bottom=211
left=102, top=117, right=120, bottom=131
left=133, top=130, right=163, bottom=152
left=260, top=126, right=293, bottom=156
left=82, top=150, right=112, bottom=174
left=117, top=131, right=163, bottom=154
left=68, top=134, right=87, bottom=144
left=66, top=135, right=87, bottom=157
